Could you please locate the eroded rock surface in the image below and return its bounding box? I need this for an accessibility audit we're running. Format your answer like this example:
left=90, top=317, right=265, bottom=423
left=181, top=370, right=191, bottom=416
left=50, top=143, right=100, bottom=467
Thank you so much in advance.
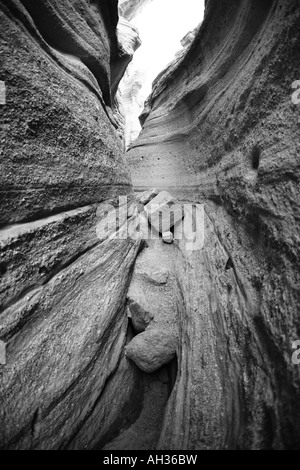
left=137, top=188, right=159, bottom=205
left=113, top=16, right=141, bottom=97
left=0, top=0, right=141, bottom=450
left=0, top=0, right=134, bottom=226
left=102, top=365, right=175, bottom=450
left=127, top=0, right=300, bottom=450
left=119, top=0, right=155, bottom=22
left=126, top=328, right=177, bottom=373
left=1, top=0, right=300, bottom=452
left=125, top=218, right=179, bottom=374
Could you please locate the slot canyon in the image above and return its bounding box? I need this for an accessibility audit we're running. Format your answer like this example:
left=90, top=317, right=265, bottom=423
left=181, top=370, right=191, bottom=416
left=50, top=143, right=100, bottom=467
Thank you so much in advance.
left=0, top=0, right=300, bottom=450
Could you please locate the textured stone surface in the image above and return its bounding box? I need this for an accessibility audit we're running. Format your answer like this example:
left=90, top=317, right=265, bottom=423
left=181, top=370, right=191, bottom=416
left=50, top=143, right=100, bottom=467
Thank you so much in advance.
left=113, top=16, right=141, bottom=97
left=0, top=0, right=141, bottom=450
left=127, top=293, right=154, bottom=333
left=126, top=238, right=179, bottom=373
left=0, top=341, right=5, bottom=365
left=135, top=264, right=169, bottom=286
left=138, top=188, right=159, bottom=205
left=119, top=0, right=155, bottom=22
left=126, top=327, right=177, bottom=373
left=118, top=1, right=152, bottom=149
left=127, top=0, right=300, bottom=450
left=119, top=65, right=147, bottom=149
left=66, top=327, right=143, bottom=450
left=103, top=366, right=173, bottom=450
left=0, top=0, right=134, bottom=226
left=111, top=17, right=141, bottom=144
left=0, top=232, right=142, bottom=449
left=145, top=190, right=175, bottom=212
left=145, top=190, right=182, bottom=233
left=1, top=0, right=300, bottom=452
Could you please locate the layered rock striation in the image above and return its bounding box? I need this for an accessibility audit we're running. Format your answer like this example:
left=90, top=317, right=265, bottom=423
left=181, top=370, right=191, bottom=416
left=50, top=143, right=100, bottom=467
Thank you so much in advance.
left=1, top=0, right=300, bottom=451
left=127, top=0, right=300, bottom=450
left=0, top=0, right=141, bottom=450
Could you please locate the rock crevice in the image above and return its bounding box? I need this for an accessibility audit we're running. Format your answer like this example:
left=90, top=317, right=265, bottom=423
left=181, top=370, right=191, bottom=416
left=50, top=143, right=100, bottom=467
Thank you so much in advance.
left=0, top=0, right=300, bottom=451
left=126, top=0, right=300, bottom=450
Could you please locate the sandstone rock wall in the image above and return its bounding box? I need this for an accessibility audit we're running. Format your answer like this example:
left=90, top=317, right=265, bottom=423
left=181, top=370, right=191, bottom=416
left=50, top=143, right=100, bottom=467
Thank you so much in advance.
left=1, top=0, right=300, bottom=451
left=0, top=0, right=141, bottom=449
left=119, top=0, right=154, bottom=21
left=127, top=0, right=300, bottom=449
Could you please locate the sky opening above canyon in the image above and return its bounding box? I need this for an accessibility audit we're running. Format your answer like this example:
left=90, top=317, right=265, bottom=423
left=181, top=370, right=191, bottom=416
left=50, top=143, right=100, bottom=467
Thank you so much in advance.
left=120, top=0, right=205, bottom=148
left=130, top=0, right=205, bottom=97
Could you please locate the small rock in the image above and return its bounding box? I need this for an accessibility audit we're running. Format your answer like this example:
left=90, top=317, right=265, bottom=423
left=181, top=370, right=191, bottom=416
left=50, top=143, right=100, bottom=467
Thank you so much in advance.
left=162, top=232, right=173, bottom=244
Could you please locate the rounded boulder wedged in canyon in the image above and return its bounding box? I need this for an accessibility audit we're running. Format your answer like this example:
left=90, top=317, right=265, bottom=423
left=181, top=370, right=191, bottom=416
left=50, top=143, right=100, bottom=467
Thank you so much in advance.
left=125, top=327, right=177, bottom=373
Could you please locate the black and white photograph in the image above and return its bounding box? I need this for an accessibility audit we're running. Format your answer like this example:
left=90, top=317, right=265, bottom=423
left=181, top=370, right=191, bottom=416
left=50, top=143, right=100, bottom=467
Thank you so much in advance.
left=0, top=0, right=299, bottom=455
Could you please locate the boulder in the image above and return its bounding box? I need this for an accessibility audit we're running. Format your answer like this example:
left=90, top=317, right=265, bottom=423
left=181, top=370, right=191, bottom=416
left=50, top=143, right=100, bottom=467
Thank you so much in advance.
left=125, top=328, right=177, bottom=373
left=138, top=188, right=159, bottom=205
left=145, top=191, right=183, bottom=233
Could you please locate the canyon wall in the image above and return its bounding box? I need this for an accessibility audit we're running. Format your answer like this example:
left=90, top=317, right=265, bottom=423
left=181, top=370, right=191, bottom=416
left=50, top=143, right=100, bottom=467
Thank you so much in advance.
left=127, top=0, right=300, bottom=449
left=1, top=0, right=299, bottom=451
left=0, top=0, right=142, bottom=449
left=119, top=0, right=154, bottom=22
